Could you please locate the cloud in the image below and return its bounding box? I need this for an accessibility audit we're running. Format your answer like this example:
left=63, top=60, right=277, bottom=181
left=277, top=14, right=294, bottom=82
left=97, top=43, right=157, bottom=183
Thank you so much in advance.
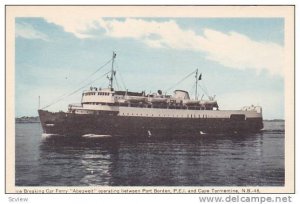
left=16, top=22, right=48, bottom=41
left=41, top=17, right=284, bottom=76
left=198, top=29, right=283, bottom=76
left=43, top=13, right=102, bottom=39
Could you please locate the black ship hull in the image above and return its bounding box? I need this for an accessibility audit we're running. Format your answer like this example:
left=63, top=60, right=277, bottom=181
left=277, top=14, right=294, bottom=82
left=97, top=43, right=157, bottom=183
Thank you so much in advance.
left=38, top=110, right=263, bottom=137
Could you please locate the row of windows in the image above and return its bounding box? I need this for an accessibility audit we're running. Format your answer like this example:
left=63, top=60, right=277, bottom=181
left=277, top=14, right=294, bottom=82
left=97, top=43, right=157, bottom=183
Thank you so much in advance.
left=82, top=102, right=216, bottom=111
left=75, top=110, right=93, bottom=114
left=84, top=92, right=96, bottom=96
left=98, top=92, right=110, bottom=96
left=84, top=92, right=113, bottom=96
left=120, top=112, right=216, bottom=118
left=74, top=110, right=227, bottom=119
left=83, top=102, right=117, bottom=106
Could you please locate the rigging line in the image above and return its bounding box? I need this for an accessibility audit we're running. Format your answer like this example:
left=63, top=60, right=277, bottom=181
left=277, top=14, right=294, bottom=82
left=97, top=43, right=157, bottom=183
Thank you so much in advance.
left=117, top=76, right=125, bottom=90
left=41, top=71, right=111, bottom=110
left=40, top=59, right=112, bottom=109
left=197, top=84, right=210, bottom=99
left=99, top=79, right=108, bottom=89
left=67, top=71, right=111, bottom=96
left=118, top=71, right=127, bottom=90
left=114, top=60, right=127, bottom=90
left=114, top=75, right=121, bottom=90
left=200, top=81, right=210, bottom=97
left=115, top=77, right=122, bottom=90
left=165, top=69, right=197, bottom=93
left=116, top=74, right=125, bottom=90
left=191, top=83, right=196, bottom=98
left=78, top=59, right=112, bottom=86
left=198, top=83, right=209, bottom=97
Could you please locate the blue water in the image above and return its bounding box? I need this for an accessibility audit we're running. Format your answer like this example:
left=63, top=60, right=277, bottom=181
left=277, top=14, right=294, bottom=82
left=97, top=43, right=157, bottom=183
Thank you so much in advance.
left=15, top=121, right=284, bottom=186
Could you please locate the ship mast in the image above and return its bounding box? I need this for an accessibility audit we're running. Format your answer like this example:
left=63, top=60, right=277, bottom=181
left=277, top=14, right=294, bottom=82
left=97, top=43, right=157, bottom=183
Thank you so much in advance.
left=38, top=95, right=40, bottom=109
left=109, top=52, right=116, bottom=89
left=195, top=69, right=198, bottom=100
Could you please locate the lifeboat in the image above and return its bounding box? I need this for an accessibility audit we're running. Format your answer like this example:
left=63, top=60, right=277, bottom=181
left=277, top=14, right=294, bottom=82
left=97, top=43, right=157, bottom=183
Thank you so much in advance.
left=199, top=100, right=219, bottom=110
left=124, top=95, right=147, bottom=103
left=183, top=99, right=200, bottom=106
left=147, top=97, right=168, bottom=103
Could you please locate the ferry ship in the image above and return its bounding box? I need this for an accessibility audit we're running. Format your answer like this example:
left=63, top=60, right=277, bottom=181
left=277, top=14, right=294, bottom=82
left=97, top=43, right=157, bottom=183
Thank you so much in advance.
left=38, top=52, right=263, bottom=137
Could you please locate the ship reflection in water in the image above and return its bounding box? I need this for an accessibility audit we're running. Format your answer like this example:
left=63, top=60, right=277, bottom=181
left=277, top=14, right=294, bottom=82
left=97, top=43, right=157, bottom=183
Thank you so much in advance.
left=15, top=121, right=284, bottom=186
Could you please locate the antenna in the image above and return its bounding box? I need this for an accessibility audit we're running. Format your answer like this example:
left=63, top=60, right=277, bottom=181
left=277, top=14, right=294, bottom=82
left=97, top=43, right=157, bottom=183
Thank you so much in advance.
left=109, top=52, right=116, bottom=89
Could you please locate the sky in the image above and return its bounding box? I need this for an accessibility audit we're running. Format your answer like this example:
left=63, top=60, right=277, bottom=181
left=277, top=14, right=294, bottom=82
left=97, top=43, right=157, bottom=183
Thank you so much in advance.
left=15, top=17, right=284, bottom=119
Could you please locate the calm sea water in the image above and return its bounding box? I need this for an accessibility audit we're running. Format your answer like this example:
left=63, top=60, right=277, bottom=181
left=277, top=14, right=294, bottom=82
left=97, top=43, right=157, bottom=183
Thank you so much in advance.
left=15, top=121, right=284, bottom=186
